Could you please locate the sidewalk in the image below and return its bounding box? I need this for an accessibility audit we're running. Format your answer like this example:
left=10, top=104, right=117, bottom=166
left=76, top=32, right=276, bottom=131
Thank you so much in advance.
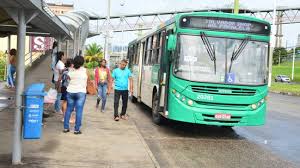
left=0, top=55, right=159, bottom=168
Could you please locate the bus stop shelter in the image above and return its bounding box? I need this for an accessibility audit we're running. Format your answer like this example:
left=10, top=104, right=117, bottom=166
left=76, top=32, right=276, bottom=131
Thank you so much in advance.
left=0, top=0, right=72, bottom=165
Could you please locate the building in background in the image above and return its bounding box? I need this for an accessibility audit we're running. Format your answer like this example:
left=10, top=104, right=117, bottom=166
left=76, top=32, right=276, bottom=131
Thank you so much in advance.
left=109, top=45, right=128, bottom=67
left=47, top=2, right=74, bottom=15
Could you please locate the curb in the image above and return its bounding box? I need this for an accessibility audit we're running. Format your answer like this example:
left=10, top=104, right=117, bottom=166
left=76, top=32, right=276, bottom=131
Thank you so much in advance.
left=270, top=91, right=300, bottom=96
left=132, top=120, right=161, bottom=168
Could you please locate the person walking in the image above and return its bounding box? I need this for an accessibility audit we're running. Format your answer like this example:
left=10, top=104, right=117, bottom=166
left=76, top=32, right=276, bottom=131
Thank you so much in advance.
left=63, top=56, right=88, bottom=134
left=61, top=58, right=75, bottom=123
left=7, top=49, right=17, bottom=88
left=94, top=59, right=112, bottom=112
left=54, top=51, right=65, bottom=114
left=112, top=59, right=133, bottom=121
left=51, top=41, right=58, bottom=83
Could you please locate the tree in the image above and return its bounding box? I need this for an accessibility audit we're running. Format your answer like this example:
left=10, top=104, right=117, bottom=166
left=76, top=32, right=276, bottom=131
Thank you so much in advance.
left=273, top=47, right=288, bottom=65
left=85, top=43, right=103, bottom=57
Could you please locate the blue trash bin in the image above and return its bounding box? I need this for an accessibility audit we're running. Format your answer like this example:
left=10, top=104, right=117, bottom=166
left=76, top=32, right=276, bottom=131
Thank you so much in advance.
left=23, top=83, right=46, bottom=139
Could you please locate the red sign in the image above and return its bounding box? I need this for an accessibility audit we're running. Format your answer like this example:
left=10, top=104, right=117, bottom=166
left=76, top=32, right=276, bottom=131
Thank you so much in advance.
left=31, top=36, right=52, bottom=52
left=214, top=113, right=231, bottom=120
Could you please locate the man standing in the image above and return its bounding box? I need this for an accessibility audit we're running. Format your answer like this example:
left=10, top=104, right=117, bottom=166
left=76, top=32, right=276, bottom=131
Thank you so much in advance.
left=112, top=59, right=133, bottom=121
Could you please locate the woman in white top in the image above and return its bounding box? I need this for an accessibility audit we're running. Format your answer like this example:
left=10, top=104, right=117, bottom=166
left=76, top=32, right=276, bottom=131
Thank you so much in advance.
left=63, top=56, right=88, bottom=134
left=54, top=51, right=65, bottom=113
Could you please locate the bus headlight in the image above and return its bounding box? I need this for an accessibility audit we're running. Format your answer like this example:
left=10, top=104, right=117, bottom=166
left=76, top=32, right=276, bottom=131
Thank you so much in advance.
left=187, top=100, right=193, bottom=106
left=181, top=96, right=186, bottom=102
left=175, top=92, right=180, bottom=98
left=251, top=104, right=257, bottom=110
left=172, top=89, right=176, bottom=94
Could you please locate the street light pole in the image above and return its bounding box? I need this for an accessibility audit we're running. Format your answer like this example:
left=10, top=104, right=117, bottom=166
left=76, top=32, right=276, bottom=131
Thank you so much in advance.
left=292, top=45, right=296, bottom=80
left=268, top=0, right=277, bottom=87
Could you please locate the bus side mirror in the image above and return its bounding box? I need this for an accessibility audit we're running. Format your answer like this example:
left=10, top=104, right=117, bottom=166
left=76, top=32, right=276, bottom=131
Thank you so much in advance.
left=167, top=34, right=176, bottom=51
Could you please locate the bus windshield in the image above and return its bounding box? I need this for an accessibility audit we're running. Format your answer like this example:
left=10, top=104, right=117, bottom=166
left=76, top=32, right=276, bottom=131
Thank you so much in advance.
left=174, top=35, right=269, bottom=85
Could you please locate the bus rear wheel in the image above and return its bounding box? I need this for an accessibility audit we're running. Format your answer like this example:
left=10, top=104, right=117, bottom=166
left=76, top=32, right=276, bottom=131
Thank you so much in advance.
left=152, top=92, right=164, bottom=125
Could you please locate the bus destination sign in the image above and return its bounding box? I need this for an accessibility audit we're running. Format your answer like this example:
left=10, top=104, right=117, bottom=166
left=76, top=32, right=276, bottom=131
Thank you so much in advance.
left=180, top=16, right=270, bottom=35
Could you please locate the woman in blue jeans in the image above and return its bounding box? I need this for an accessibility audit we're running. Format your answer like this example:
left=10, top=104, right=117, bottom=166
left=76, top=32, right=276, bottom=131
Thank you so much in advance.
left=94, top=59, right=112, bottom=112
left=8, top=49, right=17, bottom=88
left=63, top=56, right=88, bottom=134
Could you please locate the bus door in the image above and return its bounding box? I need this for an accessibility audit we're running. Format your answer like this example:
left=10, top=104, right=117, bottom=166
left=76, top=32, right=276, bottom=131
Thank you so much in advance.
left=137, top=42, right=144, bottom=102
left=157, top=30, right=169, bottom=115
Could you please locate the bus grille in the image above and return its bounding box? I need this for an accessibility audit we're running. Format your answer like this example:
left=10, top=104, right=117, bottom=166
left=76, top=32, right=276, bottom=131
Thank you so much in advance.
left=202, top=114, right=242, bottom=123
left=191, top=85, right=256, bottom=96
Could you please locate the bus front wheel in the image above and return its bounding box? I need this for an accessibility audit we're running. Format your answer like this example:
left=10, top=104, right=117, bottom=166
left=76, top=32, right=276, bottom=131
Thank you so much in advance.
left=152, top=92, right=164, bottom=125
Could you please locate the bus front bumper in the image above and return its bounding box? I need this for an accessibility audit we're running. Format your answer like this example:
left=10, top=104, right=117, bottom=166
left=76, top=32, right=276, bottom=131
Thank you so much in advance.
left=167, top=94, right=266, bottom=126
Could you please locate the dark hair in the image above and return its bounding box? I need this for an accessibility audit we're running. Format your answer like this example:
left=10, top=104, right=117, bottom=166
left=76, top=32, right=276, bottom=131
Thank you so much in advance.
left=73, top=56, right=84, bottom=69
left=121, top=59, right=128, bottom=64
left=56, top=51, right=64, bottom=64
left=9, top=49, right=17, bottom=56
left=100, top=59, right=107, bottom=68
left=52, top=41, right=58, bottom=49
left=65, top=58, right=73, bottom=68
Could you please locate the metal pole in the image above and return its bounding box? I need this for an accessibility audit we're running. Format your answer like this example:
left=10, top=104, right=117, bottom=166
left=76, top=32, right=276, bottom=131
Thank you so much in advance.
left=268, top=0, right=277, bottom=87
left=5, top=36, right=11, bottom=83
left=121, top=16, right=124, bottom=61
left=66, top=40, right=69, bottom=58
left=234, top=0, right=239, bottom=14
left=292, top=46, right=296, bottom=80
left=278, top=50, right=281, bottom=66
left=12, top=9, right=26, bottom=165
left=104, top=0, right=111, bottom=67
left=29, top=36, right=33, bottom=66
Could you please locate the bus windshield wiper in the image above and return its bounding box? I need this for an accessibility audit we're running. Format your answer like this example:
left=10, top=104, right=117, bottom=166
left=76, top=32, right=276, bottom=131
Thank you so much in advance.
left=228, top=37, right=250, bottom=73
left=200, top=32, right=216, bottom=74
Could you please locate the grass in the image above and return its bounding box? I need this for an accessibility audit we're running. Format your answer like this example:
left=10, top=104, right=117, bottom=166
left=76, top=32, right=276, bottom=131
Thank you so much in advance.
left=270, top=83, right=300, bottom=95
left=272, top=61, right=300, bottom=82
left=271, top=61, right=300, bottom=95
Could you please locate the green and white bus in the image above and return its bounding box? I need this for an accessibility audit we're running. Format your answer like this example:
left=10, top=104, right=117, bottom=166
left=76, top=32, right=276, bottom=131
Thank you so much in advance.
left=127, top=12, right=270, bottom=126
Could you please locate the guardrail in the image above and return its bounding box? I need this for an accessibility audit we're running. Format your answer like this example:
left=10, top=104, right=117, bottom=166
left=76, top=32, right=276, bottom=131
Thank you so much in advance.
left=0, top=44, right=53, bottom=82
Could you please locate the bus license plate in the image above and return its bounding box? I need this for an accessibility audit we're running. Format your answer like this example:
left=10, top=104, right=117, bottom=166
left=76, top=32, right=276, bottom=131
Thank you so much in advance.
left=215, top=113, right=231, bottom=120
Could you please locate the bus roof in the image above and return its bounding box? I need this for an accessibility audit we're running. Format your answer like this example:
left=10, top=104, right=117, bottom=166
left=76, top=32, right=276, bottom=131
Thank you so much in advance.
left=128, top=12, right=270, bottom=46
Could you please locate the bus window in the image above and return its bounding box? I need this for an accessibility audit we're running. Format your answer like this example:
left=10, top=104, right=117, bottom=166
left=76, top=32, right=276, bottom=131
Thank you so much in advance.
left=128, top=46, right=134, bottom=65
left=136, top=43, right=140, bottom=64
left=143, top=39, right=148, bottom=65
left=146, top=36, right=153, bottom=65
left=151, top=34, right=158, bottom=64
left=134, top=43, right=139, bottom=64
left=157, top=31, right=164, bottom=64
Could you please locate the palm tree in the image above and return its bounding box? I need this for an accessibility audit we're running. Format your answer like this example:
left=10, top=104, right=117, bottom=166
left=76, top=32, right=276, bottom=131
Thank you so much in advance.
left=85, top=43, right=103, bottom=56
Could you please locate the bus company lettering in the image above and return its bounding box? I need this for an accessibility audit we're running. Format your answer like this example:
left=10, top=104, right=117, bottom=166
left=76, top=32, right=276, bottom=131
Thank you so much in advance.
left=197, top=94, right=213, bottom=101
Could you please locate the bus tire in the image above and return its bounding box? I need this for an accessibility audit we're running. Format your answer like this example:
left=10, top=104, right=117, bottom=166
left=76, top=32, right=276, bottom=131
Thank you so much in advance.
left=131, top=96, right=137, bottom=103
left=152, top=92, right=164, bottom=125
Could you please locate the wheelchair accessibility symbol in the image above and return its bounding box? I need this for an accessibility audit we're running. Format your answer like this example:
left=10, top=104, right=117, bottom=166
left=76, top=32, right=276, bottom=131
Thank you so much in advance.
left=225, top=73, right=235, bottom=84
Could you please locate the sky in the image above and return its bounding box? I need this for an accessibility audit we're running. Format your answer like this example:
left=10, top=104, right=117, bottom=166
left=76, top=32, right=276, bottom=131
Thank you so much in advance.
left=46, top=0, right=300, bottom=47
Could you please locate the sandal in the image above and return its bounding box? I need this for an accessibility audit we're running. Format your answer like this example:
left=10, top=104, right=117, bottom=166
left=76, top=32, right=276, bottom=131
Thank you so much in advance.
left=121, top=115, right=128, bottom=120
left=114, top=116, right=120, bottom=121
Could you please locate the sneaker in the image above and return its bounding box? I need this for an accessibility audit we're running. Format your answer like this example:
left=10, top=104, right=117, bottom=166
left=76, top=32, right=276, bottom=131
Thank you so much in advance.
left=63, top=129, right=70, bottom=133
left=74, top=130, right=82, bottom=135
left=114, top=116, right=120, bottom=121
left=96, top=98, right=101, bottom=108
left=101, top=109, right=105, bottom=113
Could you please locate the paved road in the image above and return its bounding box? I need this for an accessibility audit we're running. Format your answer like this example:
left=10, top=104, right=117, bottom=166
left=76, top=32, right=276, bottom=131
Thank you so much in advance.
left=129, top=92, right=300, bottom=168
